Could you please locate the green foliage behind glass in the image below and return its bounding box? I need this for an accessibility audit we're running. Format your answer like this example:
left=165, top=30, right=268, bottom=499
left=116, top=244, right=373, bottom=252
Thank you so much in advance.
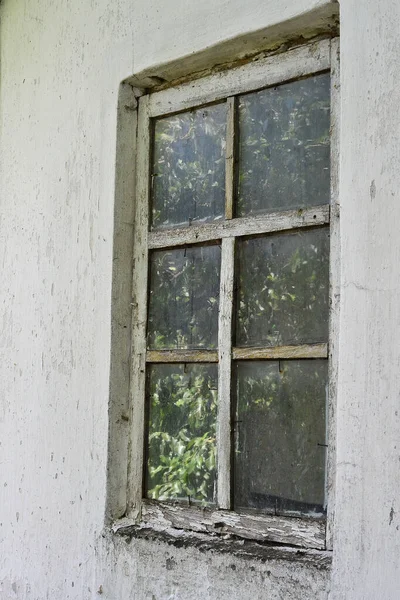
left=147, top=364, right=218, bottom=504
left=236, top=228, right=329, bottom=347
left=148, top=245, right=221, bottom=350
left=235, top=360, right=327, bottom=510
left=237, top=73, right=330, bottom=216
left=152, top=103, right=227, bottom=229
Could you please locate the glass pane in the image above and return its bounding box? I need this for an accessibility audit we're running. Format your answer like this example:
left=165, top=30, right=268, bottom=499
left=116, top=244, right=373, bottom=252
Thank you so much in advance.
left=236, top=228, right=329, bottom=347
left=234, top=360, right=327, bottom=513
left=148, top=245, right=221, bottom=349
left=151, top=103, right=227, bottom=229
left=237, top=73, right=330, bottom=216
left=146, top=363, right=218, bottom=504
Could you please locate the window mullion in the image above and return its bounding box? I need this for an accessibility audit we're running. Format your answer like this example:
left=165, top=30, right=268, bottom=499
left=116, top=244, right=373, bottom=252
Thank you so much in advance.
left=217, top=236, right=235, bottom=509
left=127, top=95, right=150, bottom=516
left=225, top=96, right=237, bottom=220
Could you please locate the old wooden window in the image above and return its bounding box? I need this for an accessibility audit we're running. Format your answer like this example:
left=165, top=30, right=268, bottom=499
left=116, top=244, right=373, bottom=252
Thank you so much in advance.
left=124, top=38, right=339, bottom=550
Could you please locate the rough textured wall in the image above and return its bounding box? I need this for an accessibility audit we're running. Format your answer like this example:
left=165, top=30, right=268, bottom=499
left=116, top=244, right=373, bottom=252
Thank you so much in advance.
left=95, top=533, right=330, bottom=600
left=0, top=1, right=134, bottom=597
left=0, top=0, right=336, bottom=598
left=330, top=2, right=400, bottom=599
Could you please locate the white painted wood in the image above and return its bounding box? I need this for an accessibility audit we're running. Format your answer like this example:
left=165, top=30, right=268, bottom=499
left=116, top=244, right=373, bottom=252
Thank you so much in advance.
left=217, top=238, right=235, bottom=509
left=148, top=39, right=330, bottom=117
left=326, top=36, right=340, bottom=551
left=127, top=95, right=151, bottom=516
left=225, top=97, right=237, bottom=220
left=148, top=204, right=330, bottom=249
left=232, top=343, right=328, bottom=360
left=139, top=501, right=326, bottom=550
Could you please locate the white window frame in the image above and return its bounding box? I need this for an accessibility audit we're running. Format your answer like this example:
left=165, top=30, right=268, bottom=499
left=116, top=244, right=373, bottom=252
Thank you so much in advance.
left=116, top=37, right=340, bottom=552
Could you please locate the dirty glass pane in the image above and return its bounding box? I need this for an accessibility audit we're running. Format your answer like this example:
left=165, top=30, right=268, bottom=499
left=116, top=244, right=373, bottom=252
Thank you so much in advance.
left=151, top=103, right=227, bottom=229
left=146, top=364, right=218, bottom=504
left=148, top=245, right=221, bottom=349
left=235, top=228, right=329, bottom=347
left=234, top=360, right=327, bottom=513
left=237, top=73, right=330, bottom=216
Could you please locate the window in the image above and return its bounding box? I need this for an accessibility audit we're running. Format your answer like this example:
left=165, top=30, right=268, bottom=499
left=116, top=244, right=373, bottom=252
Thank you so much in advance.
left=125, top=38, right=339, bottom=551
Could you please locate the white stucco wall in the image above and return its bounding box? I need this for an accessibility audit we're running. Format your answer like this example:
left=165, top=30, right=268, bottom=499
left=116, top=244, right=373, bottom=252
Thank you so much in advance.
left=331, top=2, right=400, bottom=599
left=1, top=0, right=399, bottom=598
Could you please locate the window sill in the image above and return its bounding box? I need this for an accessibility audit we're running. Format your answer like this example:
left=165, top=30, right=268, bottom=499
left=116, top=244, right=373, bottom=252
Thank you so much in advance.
left=112, top=502, right=331, bottom=567
left=112, top=500, right=327, bottom=557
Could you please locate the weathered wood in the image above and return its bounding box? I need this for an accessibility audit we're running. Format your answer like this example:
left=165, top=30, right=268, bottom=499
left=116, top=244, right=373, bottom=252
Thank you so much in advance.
left=127, top=95, right=151, bottom=516
left=326, top=36, right=340, bottom=551
left=139, top=501, right=326, bottom=550
left=232, top=343, right=328, bottom=361
left=106, top=84, right=138, bottom=521
left=225, top=97, right=237, bottom=220
left=148, top=39, right=331, bottom=117
left=113, top=516, right=332, bottom=567
left=148, top=204, right=330, bottom=249
left=146, top=349, right=218, bottom=363
left=217, top=238, right=235, bottom=509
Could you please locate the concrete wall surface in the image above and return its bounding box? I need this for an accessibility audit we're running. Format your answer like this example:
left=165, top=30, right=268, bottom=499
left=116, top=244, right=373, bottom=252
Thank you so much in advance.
left=1, top=0, right=399, bottom=598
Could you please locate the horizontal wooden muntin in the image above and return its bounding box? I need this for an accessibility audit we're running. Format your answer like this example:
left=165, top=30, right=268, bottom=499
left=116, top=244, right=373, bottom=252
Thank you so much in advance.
left=146, top=343, right=327, bottom=364
left=146, top=349, right=219, bottom=363
left=148, top=204, right=330, bottom=249
left=233, top=343, right=328, bottom=360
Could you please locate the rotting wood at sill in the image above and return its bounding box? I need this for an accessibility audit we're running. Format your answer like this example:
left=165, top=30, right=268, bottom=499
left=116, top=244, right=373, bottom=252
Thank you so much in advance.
left=113, top=501, right=326, bottom=551
left=112, top=523, right=332, bottom=567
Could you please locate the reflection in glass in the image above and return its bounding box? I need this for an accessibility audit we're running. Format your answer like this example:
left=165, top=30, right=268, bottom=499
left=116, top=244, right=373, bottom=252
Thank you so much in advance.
left=148, top=245, right=221, bottom=350
left=236, top=228, right=329, bottom=347
left=237, top=73, right=330, bottom=216
left=234, top=360, right=327, bottom=513
left=151, top=103, right=227, bottom=229
left=146, top=364, right=218, bottom=504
